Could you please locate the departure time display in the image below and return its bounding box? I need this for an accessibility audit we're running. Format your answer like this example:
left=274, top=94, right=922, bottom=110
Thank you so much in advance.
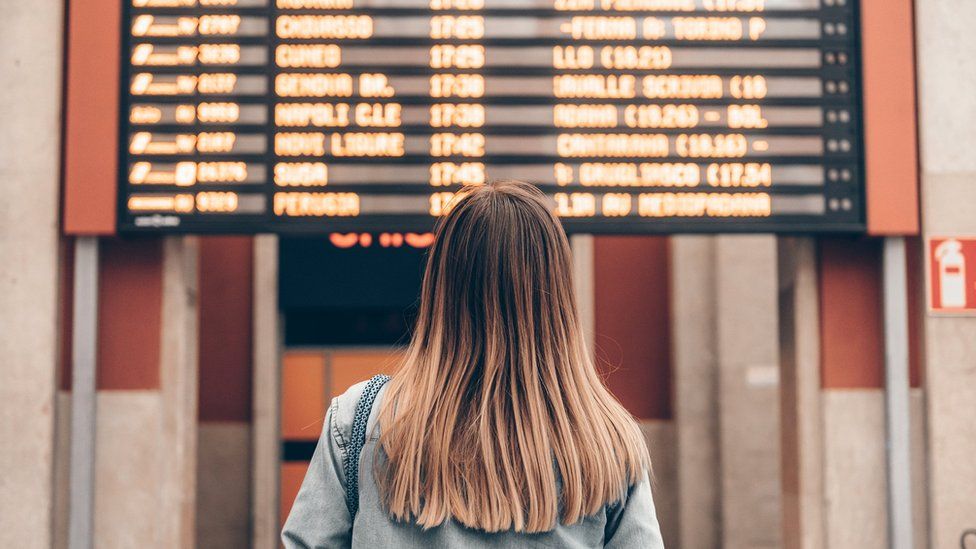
left=119, top=0, right=863, bottom=234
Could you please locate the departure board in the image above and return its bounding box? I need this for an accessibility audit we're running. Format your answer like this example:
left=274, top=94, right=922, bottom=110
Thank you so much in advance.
left=118, top=0, right=863, bottom=234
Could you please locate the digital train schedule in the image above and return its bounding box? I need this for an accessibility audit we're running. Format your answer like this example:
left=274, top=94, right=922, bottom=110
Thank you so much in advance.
left=118, top=0, right=863, bottom=234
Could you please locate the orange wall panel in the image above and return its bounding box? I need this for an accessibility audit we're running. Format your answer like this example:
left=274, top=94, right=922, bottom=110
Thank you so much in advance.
left=328, top=350, right=402, bottom=401
left=97, top=238, right=163, bottom=390
left=593, top=236, right=672, bottom=420
left=819, top=237, right=922, bottom=389
left=198, top=237, right=254, bottom=422
left=860, top=0, right=920, bottom=235
left=280, top=462, right=310, bottom=529
left=62, top=0, right=120, bottom=235
left=819, top=238, right=884, bottom=389
left=282, top=352, right=327, bottom=441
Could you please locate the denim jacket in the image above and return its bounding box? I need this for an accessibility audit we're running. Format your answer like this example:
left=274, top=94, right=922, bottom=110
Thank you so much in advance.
left=282, top=380, right=666, bottom=549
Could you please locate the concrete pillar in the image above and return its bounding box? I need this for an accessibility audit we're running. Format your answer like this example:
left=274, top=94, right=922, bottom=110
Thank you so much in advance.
left=196, top=237, right=254, bottom=549
left=715, top=235, right=783, bottom=549
left=92, top=237, right=199, bottom=548
left=915, top=0, right=976, bottom=546
left=158, top=237, right=199, bottom=548
left=673, top=235, right=783, bottom=549
left=671, top=236, right=721, bottom=549
left=909, top=390, right=929, bottom=549
left=571, top=234, right=596, bottom=352
left=777, top=238, right=825, bottom=549
left=252, top=235, right=281, bottom=549
left=0, top=0, right=64, bottom=546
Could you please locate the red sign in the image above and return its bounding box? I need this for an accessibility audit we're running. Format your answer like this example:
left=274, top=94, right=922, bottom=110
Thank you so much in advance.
left=927, top=237, right=976, bottom=313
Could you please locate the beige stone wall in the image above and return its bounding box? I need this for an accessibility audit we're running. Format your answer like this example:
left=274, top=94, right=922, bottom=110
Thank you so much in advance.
left=0, top=1, right=64, bottom=547
left=672, top=235, right=783, bottom=549
left=641, top=421, right=679, bottom=548
left=671, top=236, right=721, bottom=549
left=54, top=392, right=72, bottom=549
left=715, top=235, right=783, bottom=549
left=915, top=0, right=976, bottom=546
left=94, top=393, right=167, bottom=547
left=910, top=390, right=930, bottom=549
left=818, top=390, right=929, bottom=549
left=822, top=391, right=887, bottom=549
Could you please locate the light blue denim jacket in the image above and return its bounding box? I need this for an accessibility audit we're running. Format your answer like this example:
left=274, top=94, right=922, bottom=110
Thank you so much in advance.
left=282, top=380, right=666, bottom=548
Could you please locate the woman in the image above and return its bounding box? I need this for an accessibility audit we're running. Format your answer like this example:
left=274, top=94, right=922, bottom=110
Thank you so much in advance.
left=283, top=181, right=664, bottom=548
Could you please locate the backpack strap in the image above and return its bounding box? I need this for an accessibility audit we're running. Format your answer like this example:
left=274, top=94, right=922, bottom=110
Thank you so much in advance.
left=343, top=374, right=391, bottom=519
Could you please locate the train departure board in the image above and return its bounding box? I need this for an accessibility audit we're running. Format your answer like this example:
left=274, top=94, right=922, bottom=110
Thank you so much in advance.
left=119, top=0, right=863, bottom=234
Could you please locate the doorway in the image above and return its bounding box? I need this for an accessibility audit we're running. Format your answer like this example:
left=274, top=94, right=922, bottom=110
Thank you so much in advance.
left=277, top=234, right=427, bottom=524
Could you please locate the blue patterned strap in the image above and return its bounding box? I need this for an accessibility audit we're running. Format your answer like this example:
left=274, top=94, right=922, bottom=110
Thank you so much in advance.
left=343, top=374, right=391, bottom=519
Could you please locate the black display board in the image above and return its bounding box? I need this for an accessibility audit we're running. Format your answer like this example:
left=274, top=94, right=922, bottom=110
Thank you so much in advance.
left=118, top=0, right=863, bottom=234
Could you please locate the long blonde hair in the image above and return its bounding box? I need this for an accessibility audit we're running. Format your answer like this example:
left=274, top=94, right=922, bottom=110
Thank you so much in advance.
left=376, top=180, right=649, bottom=533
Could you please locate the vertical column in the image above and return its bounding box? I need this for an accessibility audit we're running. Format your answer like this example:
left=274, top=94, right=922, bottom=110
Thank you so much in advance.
left=159, top=237, right=200, bottom=548
left=715, top=235, right=783, bottom=549
left=68, top=239, right=99, bottom=549
left=882, top=238, right=913, bottom=549
left=671, top=235, right=721, bottom=549
left=777, top=237, right=824, bottom=549
left=908, top=239, right=928, bottom=549
left=196, top=236, right=254, bottom=549
left=915, top=0, right=976, bottom=545
left=571, top=235, right=596, bottom=353
left=252, top=235, right=281, bottom=548
left=0, top=1, right=64, bottom=547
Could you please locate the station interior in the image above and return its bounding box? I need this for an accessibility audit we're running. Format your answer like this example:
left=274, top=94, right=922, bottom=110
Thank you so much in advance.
left=6, top=0, right=976, bottom=547
left=176, top=231, right=924, bottom=548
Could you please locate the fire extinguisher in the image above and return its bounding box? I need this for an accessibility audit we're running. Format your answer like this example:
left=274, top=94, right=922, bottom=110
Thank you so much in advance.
left=935, top=239, right=967, bottom=309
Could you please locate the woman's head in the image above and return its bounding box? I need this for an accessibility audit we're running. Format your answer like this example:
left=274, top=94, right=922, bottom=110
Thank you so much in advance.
left=415, top=180, right=577, bottom=368
left=378, top=181, right=649, bottom=533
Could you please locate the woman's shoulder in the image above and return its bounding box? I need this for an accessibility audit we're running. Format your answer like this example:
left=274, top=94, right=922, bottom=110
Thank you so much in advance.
left=327, top=377, right=391, bottom=443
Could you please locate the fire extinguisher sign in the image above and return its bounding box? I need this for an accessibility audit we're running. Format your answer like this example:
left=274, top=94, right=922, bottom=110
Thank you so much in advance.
left=927, top=237, right=976, bottom=314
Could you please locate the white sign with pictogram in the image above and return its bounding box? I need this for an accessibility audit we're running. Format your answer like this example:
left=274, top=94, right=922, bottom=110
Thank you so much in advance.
left=927, top=236, right=976, bottom=314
